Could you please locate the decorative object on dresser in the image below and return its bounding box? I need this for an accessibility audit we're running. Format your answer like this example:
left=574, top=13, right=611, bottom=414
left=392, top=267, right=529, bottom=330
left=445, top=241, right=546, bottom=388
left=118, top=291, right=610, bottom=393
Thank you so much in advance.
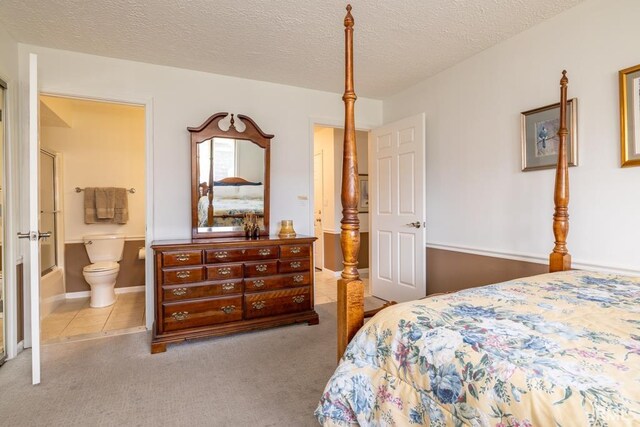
left=619, top=63, right=640, bottom=167
left=521, top=98, right=578, bottom=171
left=151, top=113, right=317, bottom=353
left=151, top=237, right=318, bottom=353
left=278, top=219, right=296, bottom=238
left=189, top=112, right=273, bottom=239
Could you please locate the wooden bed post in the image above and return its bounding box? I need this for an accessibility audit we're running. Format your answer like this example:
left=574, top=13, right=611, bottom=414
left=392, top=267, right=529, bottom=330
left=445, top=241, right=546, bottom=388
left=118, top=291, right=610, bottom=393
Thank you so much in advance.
left=337, top=4, right=365, bottom=361
left=549, top=70, right=572, bottom=272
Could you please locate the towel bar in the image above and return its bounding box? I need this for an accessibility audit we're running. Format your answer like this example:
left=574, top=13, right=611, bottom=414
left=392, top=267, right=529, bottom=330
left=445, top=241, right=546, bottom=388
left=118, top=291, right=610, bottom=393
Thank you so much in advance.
left=75, top=187, right=136, bottom=194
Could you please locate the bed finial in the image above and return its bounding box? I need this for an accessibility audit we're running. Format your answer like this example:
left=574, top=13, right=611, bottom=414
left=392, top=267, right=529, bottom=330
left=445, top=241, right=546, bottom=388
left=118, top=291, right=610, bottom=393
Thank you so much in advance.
left=345, top=5, right=354, bottom=27
left=549, top=70, right=571, bottom=272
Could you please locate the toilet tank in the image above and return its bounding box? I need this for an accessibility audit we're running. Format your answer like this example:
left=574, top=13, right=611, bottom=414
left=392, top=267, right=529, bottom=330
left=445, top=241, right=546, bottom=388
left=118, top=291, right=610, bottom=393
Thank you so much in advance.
left=83, top=234, right=125, bottom=263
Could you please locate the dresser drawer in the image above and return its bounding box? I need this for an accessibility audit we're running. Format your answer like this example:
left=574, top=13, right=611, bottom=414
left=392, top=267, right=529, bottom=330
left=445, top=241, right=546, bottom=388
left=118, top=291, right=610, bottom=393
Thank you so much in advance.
left=244, top=260, right=279, bottom=277
left=278, top=258, right=311, bottom=273
left=205, top=246, right=279, bottom=263
left=206, top=263, right=243, bottom=280
left=280, top=244, right=310, bottom=259
left=163, top=296, right=243, bottom=332
left=162, top=250, right=203, bottom=267
left=244, top=287, right=311, bottom=319
left=162, top=266, right=205, bottom=285
left=162, top=279, right=243, bottom=302
left=244, top=273, right=310, bottom=292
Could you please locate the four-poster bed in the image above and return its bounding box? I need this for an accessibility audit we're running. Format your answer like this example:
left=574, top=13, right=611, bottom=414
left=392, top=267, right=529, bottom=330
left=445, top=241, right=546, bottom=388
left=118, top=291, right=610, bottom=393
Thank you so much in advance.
left=316, top=5, right=640, bottom=426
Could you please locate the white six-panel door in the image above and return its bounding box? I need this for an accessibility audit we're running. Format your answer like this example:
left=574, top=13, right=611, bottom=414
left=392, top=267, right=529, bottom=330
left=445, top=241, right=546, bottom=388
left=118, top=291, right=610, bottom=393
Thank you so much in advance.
left=370, top=113, right=426, bottom=302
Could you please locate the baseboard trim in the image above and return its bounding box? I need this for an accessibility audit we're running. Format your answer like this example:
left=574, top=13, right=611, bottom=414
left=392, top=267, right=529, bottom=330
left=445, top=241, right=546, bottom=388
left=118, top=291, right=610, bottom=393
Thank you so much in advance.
left=427, top=242, right=640, bottom=277
left=66, top=285, right=145, bottom=299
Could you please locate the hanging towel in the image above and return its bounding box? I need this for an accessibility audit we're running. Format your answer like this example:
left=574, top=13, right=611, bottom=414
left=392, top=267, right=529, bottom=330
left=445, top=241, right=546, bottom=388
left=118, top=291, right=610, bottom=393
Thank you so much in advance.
left=84, top=187, right=98, bottom=224
left=95, top=187, right=116, bottom=219
left=113, top=187, right=129, bottom=224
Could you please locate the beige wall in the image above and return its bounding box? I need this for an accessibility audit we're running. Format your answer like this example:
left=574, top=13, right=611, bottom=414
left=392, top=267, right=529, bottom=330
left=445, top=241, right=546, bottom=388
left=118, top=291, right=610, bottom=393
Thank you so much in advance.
left=40, top=96, right=146, bottom=242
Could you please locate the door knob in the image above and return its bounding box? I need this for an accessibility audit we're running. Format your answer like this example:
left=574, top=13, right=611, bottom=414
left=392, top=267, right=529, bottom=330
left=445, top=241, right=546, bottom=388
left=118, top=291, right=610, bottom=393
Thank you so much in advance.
left=406, top=221, right=422, bottom=229
left=17, top=231, right=52, bottom=241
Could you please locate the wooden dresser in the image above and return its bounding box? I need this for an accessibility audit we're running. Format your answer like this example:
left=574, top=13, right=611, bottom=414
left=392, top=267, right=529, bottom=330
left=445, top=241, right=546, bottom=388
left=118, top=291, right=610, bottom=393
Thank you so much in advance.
left=150, top=235, right=318, bottom=353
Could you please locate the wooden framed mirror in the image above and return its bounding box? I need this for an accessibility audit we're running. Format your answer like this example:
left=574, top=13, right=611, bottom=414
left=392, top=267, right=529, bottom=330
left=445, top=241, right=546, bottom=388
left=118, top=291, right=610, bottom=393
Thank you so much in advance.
left=188, top=113, right=273, bottom=239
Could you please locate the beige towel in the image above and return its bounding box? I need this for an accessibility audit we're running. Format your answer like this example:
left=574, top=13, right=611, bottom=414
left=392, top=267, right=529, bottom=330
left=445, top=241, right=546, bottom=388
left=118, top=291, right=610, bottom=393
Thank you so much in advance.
left=83, top=187, right=129, bottom=224
left=113, top=188, right=129, bottom=224
left=95, top=187, right=116, bottom=219
left=84, top=188, right=98, bottom=224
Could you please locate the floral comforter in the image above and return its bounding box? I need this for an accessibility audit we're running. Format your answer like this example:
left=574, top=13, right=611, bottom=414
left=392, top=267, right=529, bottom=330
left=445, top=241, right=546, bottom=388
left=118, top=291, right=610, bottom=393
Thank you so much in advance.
left=316, top=271, right=640, bottom=426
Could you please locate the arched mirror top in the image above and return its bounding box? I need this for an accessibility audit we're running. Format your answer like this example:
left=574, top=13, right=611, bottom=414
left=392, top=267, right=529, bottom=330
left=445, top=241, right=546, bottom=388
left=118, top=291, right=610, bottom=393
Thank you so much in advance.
left=189, top=113, right=274, bottom=239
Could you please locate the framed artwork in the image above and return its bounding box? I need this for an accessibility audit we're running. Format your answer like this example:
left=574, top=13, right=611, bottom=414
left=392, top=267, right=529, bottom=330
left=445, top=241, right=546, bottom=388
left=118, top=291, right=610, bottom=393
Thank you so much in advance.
left=619, top=63, right=640, bottom=167
left=521, top=98, right=578, bottom=171
left=358, top=174, right=368, bottom=213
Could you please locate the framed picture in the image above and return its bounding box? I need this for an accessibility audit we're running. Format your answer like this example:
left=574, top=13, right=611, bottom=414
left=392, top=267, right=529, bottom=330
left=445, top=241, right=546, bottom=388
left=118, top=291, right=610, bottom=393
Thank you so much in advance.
left=619, top=63, right=640, bottom=167
left=521, top=98, right=578, bottom=171
left=358, top=174, right=368, bottom=213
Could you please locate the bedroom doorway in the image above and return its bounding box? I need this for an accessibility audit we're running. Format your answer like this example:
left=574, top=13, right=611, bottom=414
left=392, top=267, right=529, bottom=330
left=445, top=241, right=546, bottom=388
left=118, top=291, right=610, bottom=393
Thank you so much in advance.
left=38, top=94, right=147, bottom=344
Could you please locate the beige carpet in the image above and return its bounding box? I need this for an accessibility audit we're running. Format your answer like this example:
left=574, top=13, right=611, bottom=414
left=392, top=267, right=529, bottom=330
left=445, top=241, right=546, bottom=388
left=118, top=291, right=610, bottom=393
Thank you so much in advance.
left=0, top=301, right=384, bottom=426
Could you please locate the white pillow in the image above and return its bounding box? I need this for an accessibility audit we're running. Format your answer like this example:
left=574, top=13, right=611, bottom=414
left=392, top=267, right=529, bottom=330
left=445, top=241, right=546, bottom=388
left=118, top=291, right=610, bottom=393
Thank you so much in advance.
left=238, top=185, right=264, bottom=200
left=213, top=186, right=239, bottom=199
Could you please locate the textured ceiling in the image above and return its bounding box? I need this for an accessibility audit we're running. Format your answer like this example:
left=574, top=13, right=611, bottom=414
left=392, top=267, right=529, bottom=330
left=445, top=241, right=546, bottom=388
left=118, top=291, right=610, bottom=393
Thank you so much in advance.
left=0, top=0, right=584, bottom=98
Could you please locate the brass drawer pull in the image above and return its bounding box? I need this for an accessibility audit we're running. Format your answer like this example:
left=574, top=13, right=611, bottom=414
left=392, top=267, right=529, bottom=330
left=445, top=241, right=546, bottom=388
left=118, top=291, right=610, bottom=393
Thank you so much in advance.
left=176, top=271, right=191, bottom=279
left=171, top=311, right=189, bottom=321
left=292, top=295, right=305, bottom=304
left=215, top=251, right=229, bottom=259
left=290, top=247, right=301, bottom=254
left=256, top=264, right=268, bottom=272
left=221, top=283, right=236, bottom=291
left=252, top=301, right=266, bottom=310
left=253, top=280, right=265, bottom=288
left=218, top=267, right=232, bottom=276
left=290, top=261, right=302, bottom=269
left=258, top=249, right=271, bottom=256
left=172, top=287, right=188, bottom=296
left=175, top=254, right=191, bottom=262
left=293, top=275, right=304, bottom=283
left=221, top=305, right=236, bottom=314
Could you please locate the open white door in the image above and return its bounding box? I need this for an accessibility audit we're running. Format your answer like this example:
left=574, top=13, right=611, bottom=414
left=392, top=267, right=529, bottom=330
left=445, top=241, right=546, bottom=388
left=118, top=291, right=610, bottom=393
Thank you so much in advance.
left=313, top=152, right=324, bottom=269
left=370, top=113, right=426, bottom=302
left=18, top=53, right=43, bottom=384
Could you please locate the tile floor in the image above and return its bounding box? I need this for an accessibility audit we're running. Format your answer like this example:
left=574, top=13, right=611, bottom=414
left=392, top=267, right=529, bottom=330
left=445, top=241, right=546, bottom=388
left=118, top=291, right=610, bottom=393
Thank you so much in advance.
left=41, top=292, right=145, bottom=344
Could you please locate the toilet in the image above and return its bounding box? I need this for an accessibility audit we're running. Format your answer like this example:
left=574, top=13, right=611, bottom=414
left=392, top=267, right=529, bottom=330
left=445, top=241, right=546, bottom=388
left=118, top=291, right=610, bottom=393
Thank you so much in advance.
left=82, top=234, right=125, bottom=308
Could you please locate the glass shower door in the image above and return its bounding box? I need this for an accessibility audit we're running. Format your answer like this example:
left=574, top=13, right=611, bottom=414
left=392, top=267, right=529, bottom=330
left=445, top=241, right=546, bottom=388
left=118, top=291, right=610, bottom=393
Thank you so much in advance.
left=40, top=150, right=57, bottom=276
left=0, top=81, right=6, bottom=364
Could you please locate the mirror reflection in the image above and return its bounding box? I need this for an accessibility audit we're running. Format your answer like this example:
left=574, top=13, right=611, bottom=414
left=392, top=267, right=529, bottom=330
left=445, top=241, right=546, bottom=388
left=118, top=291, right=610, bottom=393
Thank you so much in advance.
left=197, top=137, right=265, bottom=231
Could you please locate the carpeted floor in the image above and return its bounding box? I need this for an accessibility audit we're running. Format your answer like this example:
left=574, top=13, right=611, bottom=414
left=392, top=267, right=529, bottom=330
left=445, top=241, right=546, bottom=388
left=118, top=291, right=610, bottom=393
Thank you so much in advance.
left=0, top=302, right=363, bottom=426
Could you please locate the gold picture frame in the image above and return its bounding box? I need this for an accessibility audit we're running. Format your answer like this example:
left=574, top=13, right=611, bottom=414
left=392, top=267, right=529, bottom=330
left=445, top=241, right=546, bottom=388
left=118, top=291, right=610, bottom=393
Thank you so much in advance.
left=521, top=99, right=578, bottom=171
left=619, top=63, right=640, bottom=167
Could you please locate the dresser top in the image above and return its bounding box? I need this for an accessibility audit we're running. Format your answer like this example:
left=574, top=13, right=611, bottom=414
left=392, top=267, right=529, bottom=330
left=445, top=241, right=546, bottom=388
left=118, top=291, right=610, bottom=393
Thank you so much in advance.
left=151, top=235, right=316, bottom=249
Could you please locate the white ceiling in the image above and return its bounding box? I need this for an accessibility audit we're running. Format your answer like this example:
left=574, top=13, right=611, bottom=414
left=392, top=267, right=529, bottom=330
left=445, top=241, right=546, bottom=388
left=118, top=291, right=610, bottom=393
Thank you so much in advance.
left=0, top=0, right=584, bottom=99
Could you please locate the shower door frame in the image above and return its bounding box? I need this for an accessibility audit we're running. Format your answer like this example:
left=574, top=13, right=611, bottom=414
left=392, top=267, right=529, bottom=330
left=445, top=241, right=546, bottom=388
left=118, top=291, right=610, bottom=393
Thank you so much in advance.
left=0, top=78, right=6, bottom=365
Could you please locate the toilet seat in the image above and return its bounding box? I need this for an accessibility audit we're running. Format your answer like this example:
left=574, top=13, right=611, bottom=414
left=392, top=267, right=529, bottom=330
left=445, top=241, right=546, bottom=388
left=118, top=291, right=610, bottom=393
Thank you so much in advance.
left=83, top=261, right=119, bottom=275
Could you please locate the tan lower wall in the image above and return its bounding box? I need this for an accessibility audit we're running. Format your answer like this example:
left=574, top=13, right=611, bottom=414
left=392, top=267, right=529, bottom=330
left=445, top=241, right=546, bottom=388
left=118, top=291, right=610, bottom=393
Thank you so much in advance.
left=426, top=248, right=548, bottom=295
left=65, top=240, right=146, bottom=293
left=323, top=232, right=369, bottom=272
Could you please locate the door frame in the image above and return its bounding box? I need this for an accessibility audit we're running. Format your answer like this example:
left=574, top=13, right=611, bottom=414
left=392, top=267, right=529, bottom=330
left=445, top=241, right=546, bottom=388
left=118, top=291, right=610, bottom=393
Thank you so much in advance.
left=39, top=91, right=154, bottom=329
left=307, top=117, right=377, bottom=272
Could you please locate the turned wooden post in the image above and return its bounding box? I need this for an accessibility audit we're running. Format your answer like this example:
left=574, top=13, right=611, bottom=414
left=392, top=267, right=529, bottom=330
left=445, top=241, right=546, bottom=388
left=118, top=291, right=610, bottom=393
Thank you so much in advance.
left=337, top=4, right=365, bottom=361
left=549, top=71, right=572, bottom=272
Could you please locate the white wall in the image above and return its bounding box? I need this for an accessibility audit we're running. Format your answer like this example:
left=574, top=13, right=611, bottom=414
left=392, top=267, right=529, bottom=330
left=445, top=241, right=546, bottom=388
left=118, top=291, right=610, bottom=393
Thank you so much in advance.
left=40, top=97, right=146, bottom=242
left=19, top=44, right=383, bottom=242
left=383, top=0, right=640, bottom=273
